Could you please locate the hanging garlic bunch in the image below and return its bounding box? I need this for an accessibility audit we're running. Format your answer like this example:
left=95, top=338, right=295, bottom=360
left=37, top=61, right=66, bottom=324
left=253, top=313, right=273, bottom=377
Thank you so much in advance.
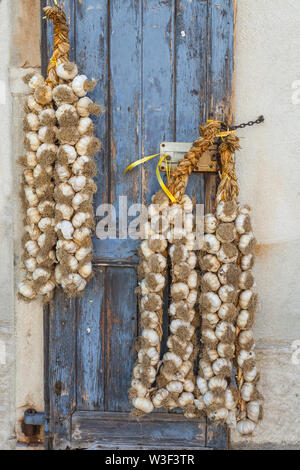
left=197, top=205, right=239, bottom=427
left=53, top=62, right=103, bottom=296
left=128, top=190, right=169, bottom=415
left=235, top=204, right=263, bottom=434
left=153, top=195, right=199, bottom=418
left=18, top=72, right=57, bottom=302
left=198, top=133, right=262, bottom=435
left=129, top=121, right=222, bottom=415
left=19, top=6, right=104, bottom=299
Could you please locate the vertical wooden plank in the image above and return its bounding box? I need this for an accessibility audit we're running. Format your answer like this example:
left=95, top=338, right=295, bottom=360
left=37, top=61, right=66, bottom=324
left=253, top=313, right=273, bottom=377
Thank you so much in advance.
left=41, top=0, right=77, bottom=451
left=205, top=0, right=236, bottom=215
left=175, top=0, right=207, bottom=203
left=205, top=0, right=236, bottom=449
left=77, top=269, right=105, bottom=411
left=74, top=0, right=108, bottom=232
left=208, top=0, right=235, bottom=122
left=93, top=0, right=142, bottom=261
left=142, top=0, right=175, bottom=203
left=48, top=293, right=77, bottom=449
left=105, top=267, right=137, bottom=412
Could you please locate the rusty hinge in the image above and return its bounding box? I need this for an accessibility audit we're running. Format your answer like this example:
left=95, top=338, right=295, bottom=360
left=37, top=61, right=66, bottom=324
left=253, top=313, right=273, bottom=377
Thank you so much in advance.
left=22, top=408, right=49, bottom=437
left=160, top=142, right=218, bottom=173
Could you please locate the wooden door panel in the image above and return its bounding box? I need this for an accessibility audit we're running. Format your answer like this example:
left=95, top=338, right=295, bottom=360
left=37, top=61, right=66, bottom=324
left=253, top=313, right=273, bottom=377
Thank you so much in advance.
left=105, top=266, right=138, bottom=412
left=76, top=270, right=105, bottom=411
left=42, top=0, right=235, bottom=450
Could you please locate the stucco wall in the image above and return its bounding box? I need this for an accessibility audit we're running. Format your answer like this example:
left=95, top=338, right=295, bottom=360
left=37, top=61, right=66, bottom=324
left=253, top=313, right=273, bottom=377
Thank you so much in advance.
left=232, top=0, right=300, bottom=449
left=0, top=0, right=299, bottom=450
left=0, top=0, right=44, bottom=449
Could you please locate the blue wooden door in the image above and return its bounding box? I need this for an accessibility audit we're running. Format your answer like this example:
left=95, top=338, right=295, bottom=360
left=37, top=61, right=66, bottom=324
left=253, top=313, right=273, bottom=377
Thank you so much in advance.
left=42, top=0, right=235, bottom=450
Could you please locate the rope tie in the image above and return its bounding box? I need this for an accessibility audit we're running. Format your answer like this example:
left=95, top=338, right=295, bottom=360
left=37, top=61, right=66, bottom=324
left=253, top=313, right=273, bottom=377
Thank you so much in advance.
left=44, top=6, right=70, bottom=88
left=216, top=134, right=241, bottom=204
left=167, top=120, right=221, bottom=201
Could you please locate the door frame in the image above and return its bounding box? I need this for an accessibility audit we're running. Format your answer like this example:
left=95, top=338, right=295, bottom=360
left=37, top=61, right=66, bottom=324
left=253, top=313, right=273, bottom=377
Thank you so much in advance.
left=41, top=0, right=236, bottom=450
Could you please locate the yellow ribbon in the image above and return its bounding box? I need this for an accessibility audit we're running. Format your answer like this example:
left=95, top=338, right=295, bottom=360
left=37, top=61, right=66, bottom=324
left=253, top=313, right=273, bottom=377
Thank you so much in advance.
left=124, top=153, right=177, bottom=203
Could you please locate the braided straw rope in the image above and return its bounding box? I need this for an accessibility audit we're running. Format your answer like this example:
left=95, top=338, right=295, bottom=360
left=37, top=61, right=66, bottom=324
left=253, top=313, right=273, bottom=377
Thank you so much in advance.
left=215, top=134, right=241, bottom=205
left=44, top=6, right=70, bottom=87
left=167, top=121, right=221, bottom=201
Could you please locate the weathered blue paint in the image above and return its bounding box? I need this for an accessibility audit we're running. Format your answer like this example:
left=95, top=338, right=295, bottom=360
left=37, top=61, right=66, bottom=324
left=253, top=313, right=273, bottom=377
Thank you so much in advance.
left=76, top=269, right=106, bottom=411
left=42, top=0, right=235, bottom=450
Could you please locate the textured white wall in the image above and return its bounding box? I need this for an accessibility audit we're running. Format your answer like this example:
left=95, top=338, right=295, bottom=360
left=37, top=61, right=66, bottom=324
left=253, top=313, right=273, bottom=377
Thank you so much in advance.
left=0, top=0, right=15, bottom=451
left=232, top=0, right=300, bottom=448
left=0, top=0, right=44, bottom=449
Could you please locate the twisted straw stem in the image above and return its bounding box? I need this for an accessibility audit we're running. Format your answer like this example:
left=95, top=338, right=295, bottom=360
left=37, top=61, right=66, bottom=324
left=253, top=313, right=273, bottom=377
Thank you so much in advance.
left=44, top=6, right=70, bottom=87
left=215, top=134, right=241, bottom=204
left=167, top=121, right=221, bottom=201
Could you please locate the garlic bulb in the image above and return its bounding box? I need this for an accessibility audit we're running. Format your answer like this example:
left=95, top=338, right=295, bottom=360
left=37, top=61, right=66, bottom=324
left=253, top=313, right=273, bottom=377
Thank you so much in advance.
left=34, top=85, right=52, bottom=105
left=26, top=95, right=43, bottom=113
left=218, top=303, right=237, bottom=321
left=235, top=213, right=252, bottom=235
left=25, top=132, right=40, bottom=152
left=39, top=108, right=56, bottom=126
left=241, top=253, right=255, bottom=271
left=78, top=117, right=94, bottom=136
left=216, top=223, right=236, bottom=243
left=239, top=270, right=254, bottom=290
left=24, top=113, right=40, bottom=132
left=247, top=401, right=262, bottom=423
left=216, top=200, right=237, bottom=222
left=204, top=214, right=218, bottom=233
left=217, top=243, right=238, bottom=263
left=28, top=74, right=45, bottom=91
left=152, top=389, right=169, bottom=407
left=72, top=75, right=96, bottom=97
left=132, top=398, right=154, bottom=414
left=56, top=62, right=79, bottom=81
left=53, top=84, right=77, bottom=106
left=199, top=254, right=220, bottom=273
left=237, top=309, right=254, bottom=330
left=218, top=284, right=238, bottom=303
left=203, top=234, right=220, bottom=254
left=239, top=232, right=256, bottom=255
left=236, top=419, right=256, bottom=435
left=239, top=289, right=257, bottom=311
left=201, top=272, right=220, bottom=292
left=77, top=97, right=103, bottom=118
left=200, top=292, right=221, bottom=313
left=61, top=273, right=86, bottom=293
left=238, top=330, right=255, bottom=350
left=18, top=281, right=35, bottom=300
left=56, top=104, right=79, bottom=127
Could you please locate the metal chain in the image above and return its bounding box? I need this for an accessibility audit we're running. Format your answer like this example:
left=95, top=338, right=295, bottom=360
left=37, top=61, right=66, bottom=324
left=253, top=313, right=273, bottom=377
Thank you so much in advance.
left=220, top=115, right=264, bottom=131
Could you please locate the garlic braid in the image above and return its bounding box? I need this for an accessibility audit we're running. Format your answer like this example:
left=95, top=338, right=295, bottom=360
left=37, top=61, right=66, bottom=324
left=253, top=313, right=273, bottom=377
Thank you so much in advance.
left=217, top=136, right=262, bottom=435
left=19, top=74, right=57, bottom=302
left=129, top=190, right=169, bottom=415
left=130, top=121, right=222, bottom=415
left=19, top=6, right=103, bottom=300
left=197, top=205, right=240, bottom=427
left=53, top=68, right=102, bottom=296
left=153, top=195, right=199, bottom=417
left=197, top=134, right=262, bottom=435
left=235, top=204, right=262, bottom=435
